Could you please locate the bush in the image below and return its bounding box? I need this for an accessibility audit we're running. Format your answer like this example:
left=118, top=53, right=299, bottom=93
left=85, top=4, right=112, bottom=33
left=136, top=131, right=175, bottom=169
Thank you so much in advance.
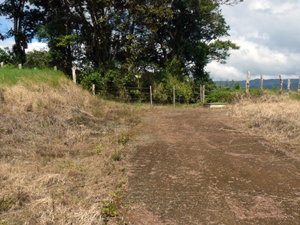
left=0, top=47, right=17, bottom=67
left=206, top=89, right=232, bottom=103
left=235, top=82, right=241, bottom=90
left=24, top=49, right=52, bottom=69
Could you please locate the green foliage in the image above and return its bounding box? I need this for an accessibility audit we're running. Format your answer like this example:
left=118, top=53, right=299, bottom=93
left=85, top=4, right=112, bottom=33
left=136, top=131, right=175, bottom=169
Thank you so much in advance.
left=206, top=86, right=263, bottom=103
left=118, top=131, right=129, bottom=146
left=0, top=196, right=17, bottom=212
left=249, top=88, right=261, bottom=97
left=0, top=47, right=17, bottom=66
left=1, top=0, right=242, bottom=102
left=234, top=82, right=241, bottom=90
left=24, top=49, right=52, bottom=69
left=111, top=151, right=122, bottom=161
left=206, top=89, right=233, bottom=103
left=271, top=86, right=279, bottom=93
left=100, top=201, right=117, bottom=216
left=95, top=145, right=102, bottom=155
left=151, top=58, right=195, bottom=104
left=153, top=77, right=194, bottom=104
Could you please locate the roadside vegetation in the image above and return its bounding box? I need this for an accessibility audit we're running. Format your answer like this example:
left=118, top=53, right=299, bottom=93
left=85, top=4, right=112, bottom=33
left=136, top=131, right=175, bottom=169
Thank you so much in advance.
left=226, top=91, right=300, bottom=156
left=207, top=81, right=300, bottom=152
left=0, top=68, right=141, bottom=224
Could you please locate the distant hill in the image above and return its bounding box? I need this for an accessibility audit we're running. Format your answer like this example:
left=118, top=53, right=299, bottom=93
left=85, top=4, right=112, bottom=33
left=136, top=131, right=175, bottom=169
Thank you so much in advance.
left=214, top=79, right=299, bottom=90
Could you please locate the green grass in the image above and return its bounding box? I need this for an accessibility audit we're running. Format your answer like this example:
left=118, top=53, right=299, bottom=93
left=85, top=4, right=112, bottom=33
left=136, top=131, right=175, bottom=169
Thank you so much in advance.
left=0, top=67, right=67, bottom=88
left=206, top=88, right=263, bottom=103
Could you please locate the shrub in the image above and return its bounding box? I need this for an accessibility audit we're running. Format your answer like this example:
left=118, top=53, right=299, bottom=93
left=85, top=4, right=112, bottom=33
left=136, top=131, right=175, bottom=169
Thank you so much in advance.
left=24, top=49, right=52, bottom=69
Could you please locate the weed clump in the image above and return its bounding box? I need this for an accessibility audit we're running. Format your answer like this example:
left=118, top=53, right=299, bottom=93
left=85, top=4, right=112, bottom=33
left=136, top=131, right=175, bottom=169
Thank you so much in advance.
left=112, top=151, right=122, bottom=161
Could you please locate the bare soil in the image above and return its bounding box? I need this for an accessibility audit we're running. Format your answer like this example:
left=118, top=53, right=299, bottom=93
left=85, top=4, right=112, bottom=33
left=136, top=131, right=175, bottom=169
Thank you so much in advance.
left=125, top=107, right=300, bottom=224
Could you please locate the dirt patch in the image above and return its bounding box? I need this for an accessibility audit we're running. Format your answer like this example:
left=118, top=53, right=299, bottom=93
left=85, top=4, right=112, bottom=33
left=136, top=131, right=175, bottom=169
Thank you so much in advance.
left=126, top=107, right=300, bottom=224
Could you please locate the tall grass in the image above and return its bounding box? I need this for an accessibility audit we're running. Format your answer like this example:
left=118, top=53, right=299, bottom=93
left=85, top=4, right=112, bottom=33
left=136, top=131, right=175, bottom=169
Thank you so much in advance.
left=228, top=92, right=300, bottom=152
left=0, top=67, right=67, bottom=88
left=0, top=68, right=141, bottom=224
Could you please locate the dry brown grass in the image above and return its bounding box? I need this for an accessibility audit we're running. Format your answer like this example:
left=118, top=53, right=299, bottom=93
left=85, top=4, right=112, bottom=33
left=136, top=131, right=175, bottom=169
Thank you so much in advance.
left=0, top=77, right=141, bottom=224
left=228, top=92, right=300, bottom=153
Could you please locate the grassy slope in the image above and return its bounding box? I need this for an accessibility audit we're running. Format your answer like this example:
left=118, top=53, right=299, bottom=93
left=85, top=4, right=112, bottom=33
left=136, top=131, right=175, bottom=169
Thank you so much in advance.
left=228, top=91, right=300, bottom=154
left=0, top=68, right=141, bottom=224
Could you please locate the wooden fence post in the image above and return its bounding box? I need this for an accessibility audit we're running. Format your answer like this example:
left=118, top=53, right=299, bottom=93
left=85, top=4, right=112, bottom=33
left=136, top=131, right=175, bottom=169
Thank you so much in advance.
left=92, top=84, right=95, bottom=96
left=203, top=85, right=206, bottom=103
left=260, top=75, right=263, bottom=90
left=150, top=86, right=153, bottom=107
left=200, top=84, right=203, bottom=103
left=1, top=62, right=3, bottom=68
left=232, top=80, right=234, bottom=91
left=54, top=66, right=57, bottom=71
left=173, top=85, right=175, bottom=107
left=72, top=67, right=76, bottom=84
left=246, top=71, right=250, bottom=95
left=279, top=75, right=283, bottom=94
left=19, top=64, right=22, bottom=69
left=288, top=78, right=291, bottom=94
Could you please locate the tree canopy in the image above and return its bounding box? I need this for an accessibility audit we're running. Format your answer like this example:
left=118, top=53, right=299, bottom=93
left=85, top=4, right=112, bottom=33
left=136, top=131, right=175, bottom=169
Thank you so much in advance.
left=0, top=0, right=242, bottom=82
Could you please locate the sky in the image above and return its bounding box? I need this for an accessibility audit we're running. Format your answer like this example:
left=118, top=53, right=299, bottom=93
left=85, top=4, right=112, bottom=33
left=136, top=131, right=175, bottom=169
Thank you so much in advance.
left=206, top=0, right=300, bottom=81
left=0, top=13, right=47, bottom=52
left=1, top=0, right=300, bottom=81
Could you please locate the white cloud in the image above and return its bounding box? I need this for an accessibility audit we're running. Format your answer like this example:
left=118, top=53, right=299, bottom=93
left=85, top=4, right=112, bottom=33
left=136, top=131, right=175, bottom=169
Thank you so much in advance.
left=206, top=61, right=241, bottom=81
left=0, top=39, right=14, bottom=49
left=26, top=42, right=48, bottom=52
left=249, top=0, right=271, bottom=11
left=0, top=39, right=48, bottom=52
left=209, top=0, right=300, bottom=81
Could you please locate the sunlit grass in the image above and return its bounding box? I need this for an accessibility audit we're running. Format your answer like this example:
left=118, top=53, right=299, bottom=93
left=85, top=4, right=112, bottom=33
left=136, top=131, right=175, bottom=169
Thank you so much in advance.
left=0, top=67, right=67, bottom=88
left=0, top=67, right=141, bottom=224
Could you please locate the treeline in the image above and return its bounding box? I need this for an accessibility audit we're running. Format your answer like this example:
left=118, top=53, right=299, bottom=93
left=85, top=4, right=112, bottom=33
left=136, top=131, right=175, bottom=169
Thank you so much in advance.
left=0, top=0, right=242, bottom=103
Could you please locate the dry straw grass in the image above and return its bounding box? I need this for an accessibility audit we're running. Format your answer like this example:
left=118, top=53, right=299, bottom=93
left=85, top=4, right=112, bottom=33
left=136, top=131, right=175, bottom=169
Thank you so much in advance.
left=0, top=76, right=140, bottom=224
left=228, top=92, right=300, bottom=153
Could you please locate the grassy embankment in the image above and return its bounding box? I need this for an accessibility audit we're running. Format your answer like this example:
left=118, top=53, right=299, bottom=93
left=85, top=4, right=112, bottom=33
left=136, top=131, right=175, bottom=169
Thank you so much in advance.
left=226, top=90, right=300, bottom=155
left=0, top=68, right=141, bottom=224
left=206, top=84, right=300, bottom=154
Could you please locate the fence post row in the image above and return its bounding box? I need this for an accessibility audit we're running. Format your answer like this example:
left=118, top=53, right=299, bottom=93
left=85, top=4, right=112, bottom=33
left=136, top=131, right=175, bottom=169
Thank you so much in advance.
left=246, top=71, right=250, bottom=95
left=279, top=75, right=283, bottom=94
left=72, top=67, right=76, bottom=84
left=150, top=86, right=153, bottom=107
left=260, top=75, right=263, bottom=90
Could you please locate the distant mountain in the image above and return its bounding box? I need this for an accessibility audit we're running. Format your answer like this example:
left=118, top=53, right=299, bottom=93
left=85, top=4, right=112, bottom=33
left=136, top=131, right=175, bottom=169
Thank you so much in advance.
left=214, top=79, right=299, bottom=90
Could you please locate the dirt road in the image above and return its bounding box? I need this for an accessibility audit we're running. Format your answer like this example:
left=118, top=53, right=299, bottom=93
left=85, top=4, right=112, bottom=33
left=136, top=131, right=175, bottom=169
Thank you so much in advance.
left=126, top=107, right=300, bottom=224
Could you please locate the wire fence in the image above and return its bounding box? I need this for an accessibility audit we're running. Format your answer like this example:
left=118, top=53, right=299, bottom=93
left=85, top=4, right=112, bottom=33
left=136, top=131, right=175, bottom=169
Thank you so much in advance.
left=92, top=84, right=205, bottom=106
left=0, top=62, right=206, bottom=105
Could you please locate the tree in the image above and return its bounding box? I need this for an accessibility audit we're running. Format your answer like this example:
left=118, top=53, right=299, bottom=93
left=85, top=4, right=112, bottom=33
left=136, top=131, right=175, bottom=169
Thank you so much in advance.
left=0, top=0, right=44, bottom=64
left=0, top=0, right=241, bottom=87
left=152, top=0, right=240, bottom=82
left=36, top=0, right=172, bottom=79
left=35, top=0, right=82, bottom=75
